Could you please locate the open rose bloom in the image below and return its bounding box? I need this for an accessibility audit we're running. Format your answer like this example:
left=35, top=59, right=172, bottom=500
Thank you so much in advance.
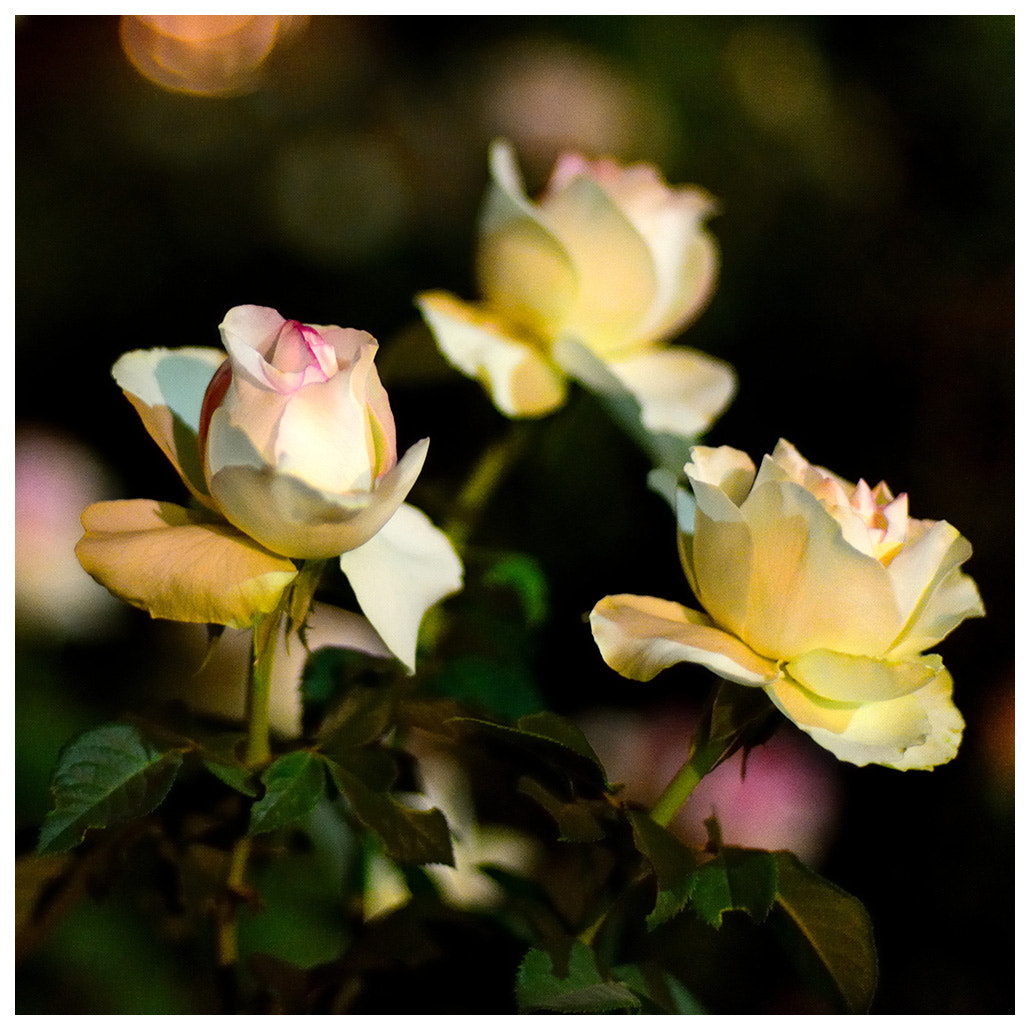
left=76, top=305, right=462, bottom=670
left=416, top=140, right=735, bottom=443
left=591, top=440, right=985, bottom=769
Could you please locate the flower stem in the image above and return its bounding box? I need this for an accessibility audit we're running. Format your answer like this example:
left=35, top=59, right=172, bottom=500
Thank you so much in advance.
left=445, top=421, right=533, bottom=552
left=244, top=610, right=280, bottom=768
left=649, top=737, right=726, bottom=828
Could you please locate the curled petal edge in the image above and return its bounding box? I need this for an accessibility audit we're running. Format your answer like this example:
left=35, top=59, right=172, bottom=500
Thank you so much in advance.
left=589, top=593, right=780, bottom=686
left=416, top=291, right=566, bottom=418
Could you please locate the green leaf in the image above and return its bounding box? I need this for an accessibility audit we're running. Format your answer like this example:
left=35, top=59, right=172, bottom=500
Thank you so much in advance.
left=771, top=851, right=878, bottom=1014
left=515, top=711, right=606, bottom=771
left=613, top=962, right=706, bottom=1014
left=37, top=723, right=183, bottom=855
left=690, top=847, right=779, bottom=929
left=429, top=655, right=543, bottom=721
left=316, top=684, right=395, bottom=752
left=249, top=751, right=326, bottom=835
left=627, top=809, right=701, bottom=929
left=518, top=776, right=608, bottom=843
left=203, top=758, right=259, bottom=797
left=326, top=757, right=454, bottom=867
left=482, top=552, right=549, bottom=626
left=517, top=941, right=640, bottom=1013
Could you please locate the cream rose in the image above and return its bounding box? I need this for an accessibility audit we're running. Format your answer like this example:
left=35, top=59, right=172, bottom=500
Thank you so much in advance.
left=76, top=305, right=462, bottom=669
left=199, top=305, right=427, bottom=559
left=590, top=440, right=985, bottom=769
left=416, top=140, right=735, bottom=442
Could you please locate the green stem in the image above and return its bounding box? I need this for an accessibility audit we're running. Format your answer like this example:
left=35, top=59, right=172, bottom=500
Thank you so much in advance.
left=649, top=737, right=726, bottom=828
left=445, top=421, right=533, bottom=552
left=244, top=610, right=279, bottom=768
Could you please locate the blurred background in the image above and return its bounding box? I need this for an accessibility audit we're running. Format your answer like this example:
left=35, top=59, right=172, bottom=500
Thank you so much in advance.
left=16, top=14, right=1013, bottom=1014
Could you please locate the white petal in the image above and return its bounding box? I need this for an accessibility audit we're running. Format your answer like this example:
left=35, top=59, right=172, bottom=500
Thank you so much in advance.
left=590, top=594, right=780, bottom=686
left=112, top=347, right=226, bottom=503
left=416, top=291, right=566, bottom=417
left=604, top=347, right=737, bottom=439
left=338, top=504, right=464, bottom=671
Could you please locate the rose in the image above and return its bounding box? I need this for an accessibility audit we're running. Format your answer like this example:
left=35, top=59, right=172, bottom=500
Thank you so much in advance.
left=199, top=304, right=428, bottom=559
left=76, top=305, right=462, bottom=669
left=590, top=440, right=985, bottom=769
left=416, top=139, right=735, bottom=444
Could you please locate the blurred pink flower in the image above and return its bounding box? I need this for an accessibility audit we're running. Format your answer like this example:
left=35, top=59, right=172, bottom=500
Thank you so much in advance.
left=579, top=704, right=841, bottom=866
left=15, top=426, right=120, bottom=638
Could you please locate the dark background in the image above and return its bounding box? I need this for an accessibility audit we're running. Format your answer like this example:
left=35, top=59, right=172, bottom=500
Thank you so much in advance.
left=16, top=15, right=1014, bottom=1014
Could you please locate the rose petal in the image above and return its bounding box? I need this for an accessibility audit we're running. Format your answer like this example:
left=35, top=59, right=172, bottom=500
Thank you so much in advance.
left=207, top=438, right=429, bottom=560
left=477, top=140, right=578, bottom=341
left=604, top=346, right=736, bottom=439
left=416, top=291, right=567, bottom=417
left=783, top=663, right=964, bottom=770
left=786, top=649, right=942, bottom=704
left=76, top=499, right=297, bottom=629
left=636, top=200, right=720, bottom=343
left=886, top=519, right=986, bottom=655
left=733, top=474, right=901, bottom=657
left=112, top=347, right=226, bottom=505
left=590, top=594, right=780, bottom=686
left=539, top=172, right=657, bottom=357
left=338, top=503, right=463, bottom=671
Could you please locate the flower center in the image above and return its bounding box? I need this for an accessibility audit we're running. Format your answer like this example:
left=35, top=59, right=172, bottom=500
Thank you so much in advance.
left=270, top=321, right=339, bottom=382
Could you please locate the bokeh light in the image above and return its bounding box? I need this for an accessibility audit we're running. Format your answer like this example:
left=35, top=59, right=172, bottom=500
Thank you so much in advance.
left=119, top=15, right=307, bottom=97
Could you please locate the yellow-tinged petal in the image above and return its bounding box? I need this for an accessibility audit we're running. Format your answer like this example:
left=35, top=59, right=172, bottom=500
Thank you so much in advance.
left=76, top=499, right=297, bottom=629
left=477, top=140, right=578, bottom=340
left=416, top=291, right=567, bottom=417
left=540, top=172, right=657, bottom=357
left=886, top=519, right=985, bottom=656
left=734, top=475, right=901, bottom=658
left=802, top=664, right=963, bottom=770
left=786, top=650, right=942, bottom=704
left=112, top=348, right=226, bottom=506
left=603, top=346, right=736, bottom=439
left=590, top=594, right=780, bottom=686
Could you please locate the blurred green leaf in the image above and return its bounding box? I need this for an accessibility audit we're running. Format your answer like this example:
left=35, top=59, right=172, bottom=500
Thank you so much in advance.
left=203, top=757, right=259, bottom=798
left=429, top=655, right=543, bottom=720
left=249, top=751, right=326, bottom=836
left=325, top=758, right=454, bottom=867
left=518, top=776, right=608, bottom=843
left=517, top=940, right=640, bottom=1013
left=771, top=851, right=878, bottom=1014
left=482, top=552, right=549, bottom=626
left=37, top=724, right=183, bottom=855
left=613, top=961, right=706, bottom=1014
left=316, top=683, right=395, bottom=752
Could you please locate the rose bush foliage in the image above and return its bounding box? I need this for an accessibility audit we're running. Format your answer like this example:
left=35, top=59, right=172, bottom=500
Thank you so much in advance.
left=76, top=305, right=462, bottom=669
left=591, top=440, right=985, bottom=769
